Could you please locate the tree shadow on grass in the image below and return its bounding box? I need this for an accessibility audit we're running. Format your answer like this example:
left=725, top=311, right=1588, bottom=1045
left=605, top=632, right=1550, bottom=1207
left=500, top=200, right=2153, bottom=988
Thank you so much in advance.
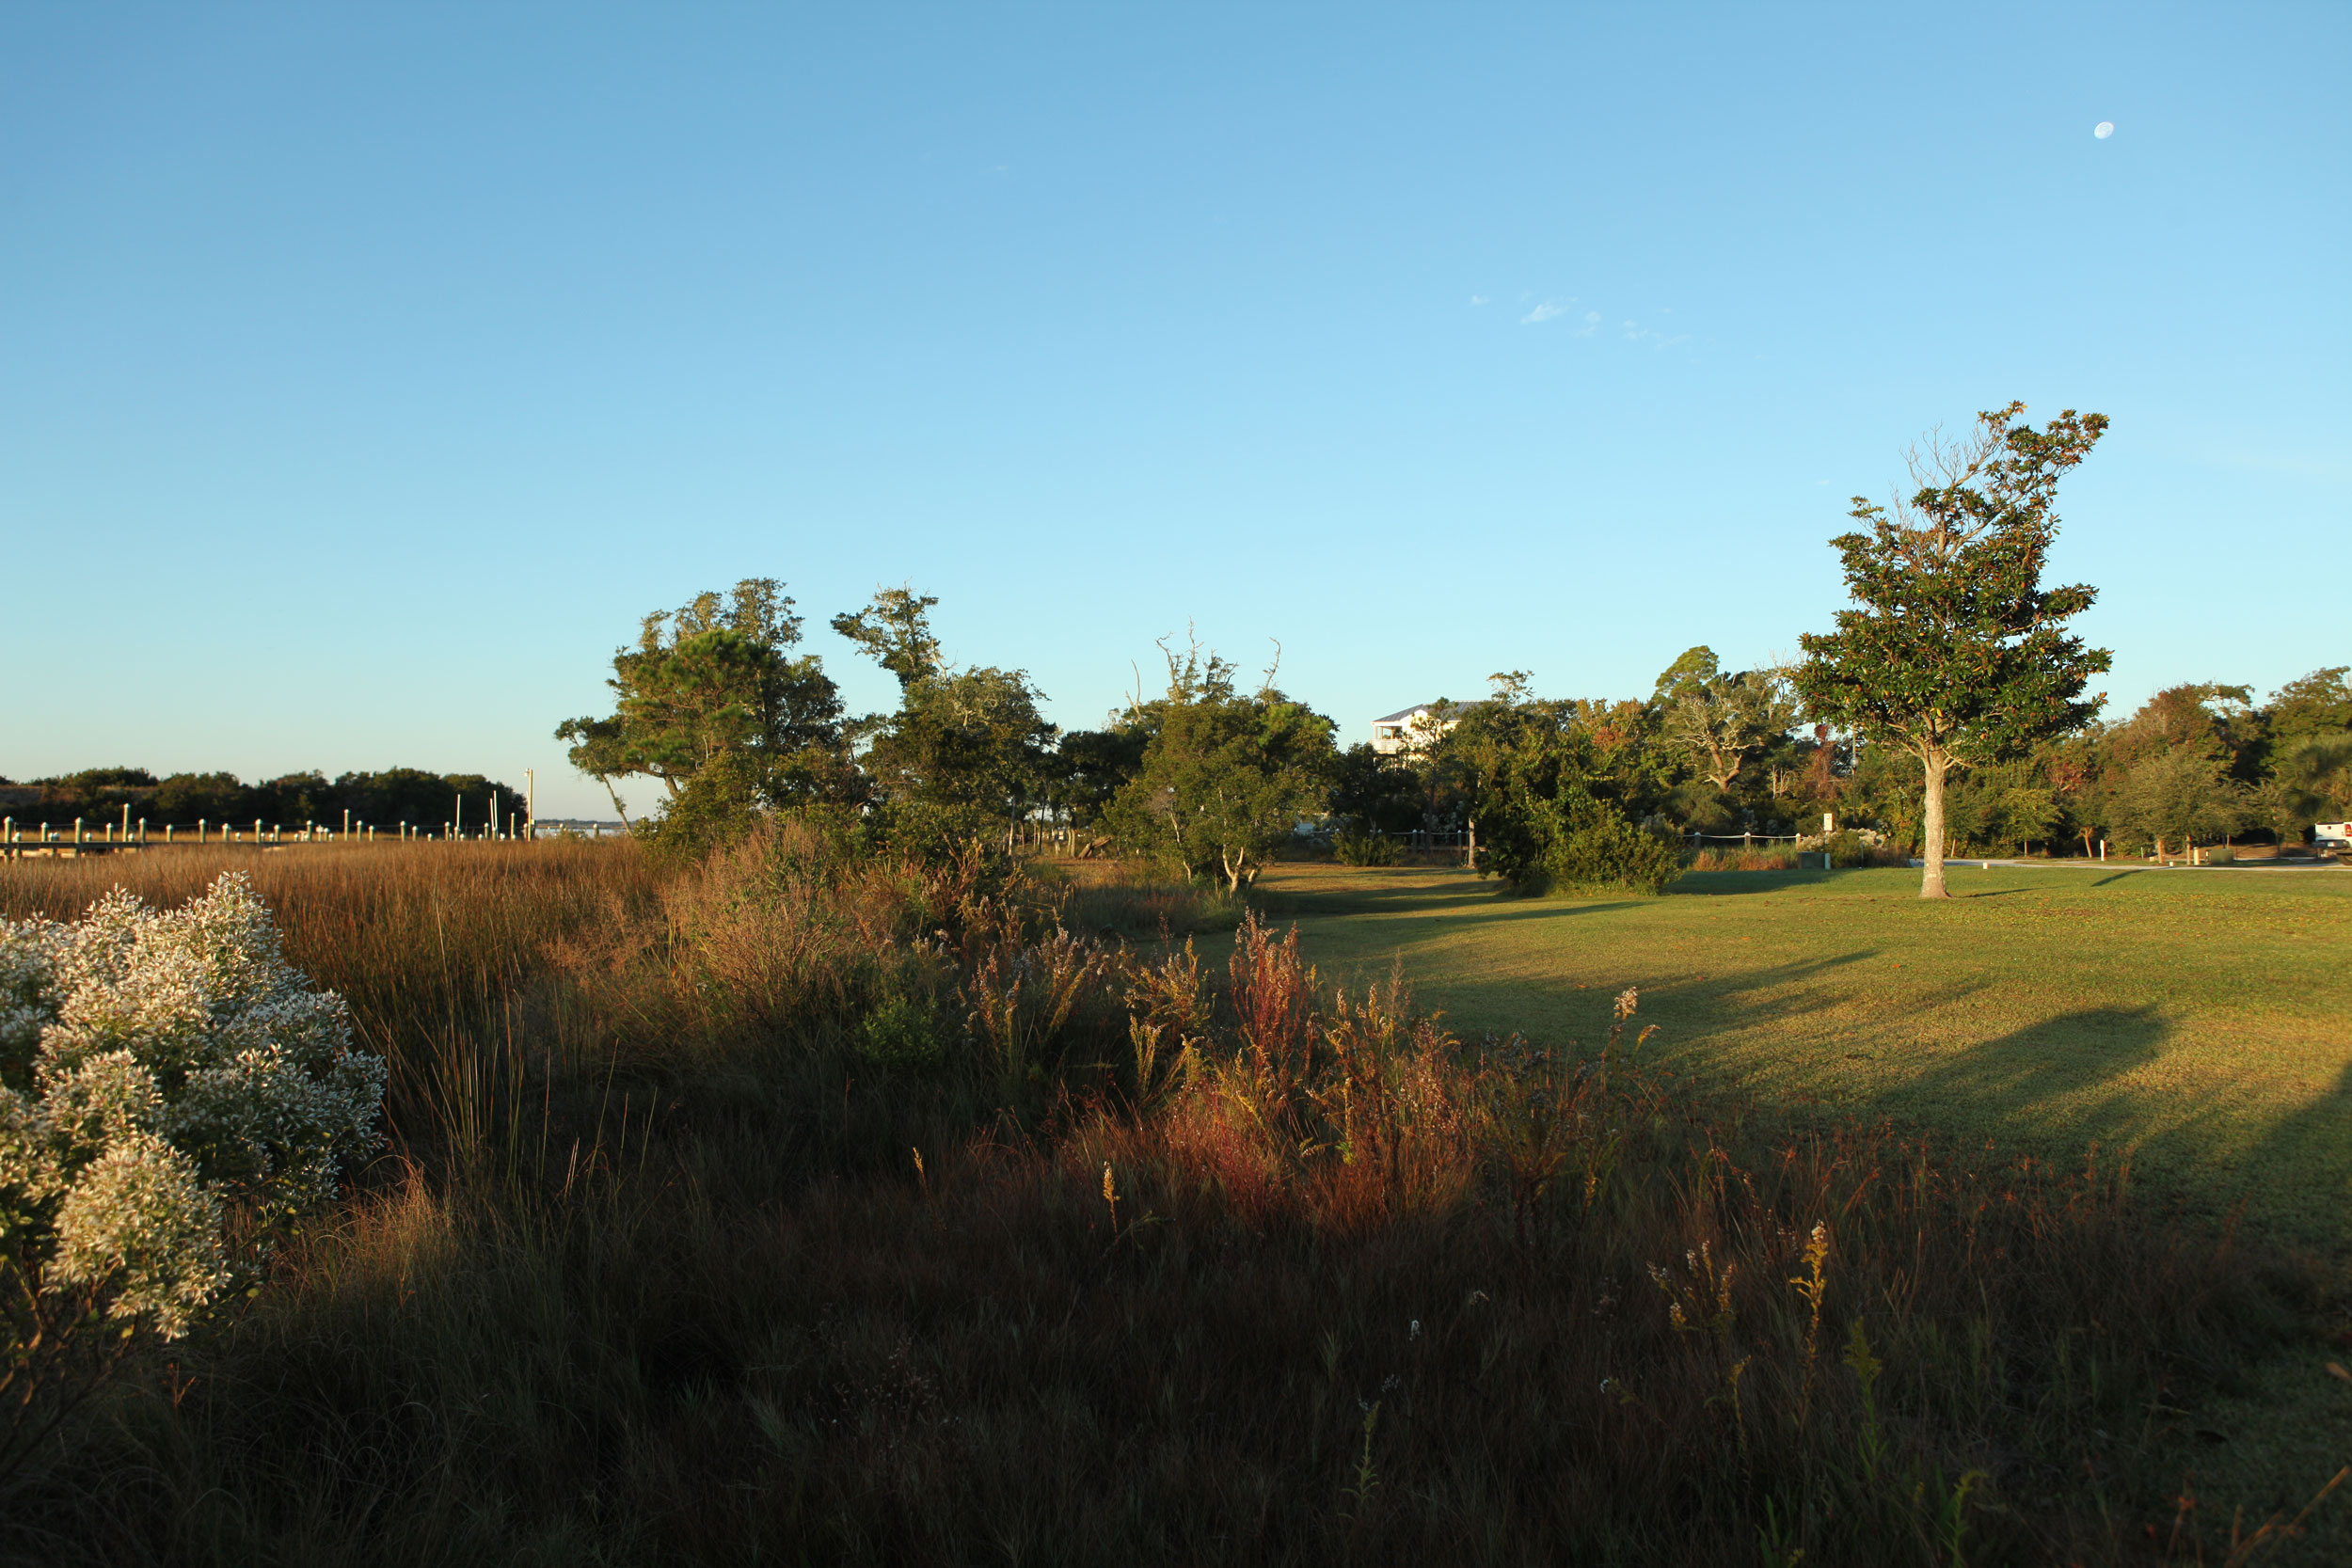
left=1267, top=874, right=1670, bottom=927
left=1259, top=871, right=1493, bottom=920
left=1625, top=950, right=1891, bottom=1048
left=2195, top=1062, right=2352, bottom=1250
left=1393, top=949, right=1886, bottom=1059
left=1895, top=1006, right=2171, bottom=1126
left=1669, top=870, right=1835, bottom=896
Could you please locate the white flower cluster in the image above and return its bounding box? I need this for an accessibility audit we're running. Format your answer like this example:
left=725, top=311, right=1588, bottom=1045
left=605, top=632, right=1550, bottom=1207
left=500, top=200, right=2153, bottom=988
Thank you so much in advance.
left=1, top=874, right=386, bottom=1338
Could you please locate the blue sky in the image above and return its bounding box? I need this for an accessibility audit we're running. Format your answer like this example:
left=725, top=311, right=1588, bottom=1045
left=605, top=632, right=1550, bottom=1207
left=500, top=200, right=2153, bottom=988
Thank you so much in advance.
left=5, top=3, right=2344, bottom=817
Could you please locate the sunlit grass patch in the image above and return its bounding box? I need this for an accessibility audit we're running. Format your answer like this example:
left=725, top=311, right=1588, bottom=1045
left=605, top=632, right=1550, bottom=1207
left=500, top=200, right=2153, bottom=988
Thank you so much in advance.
left=1260, top=862, right=2352, bottom=1245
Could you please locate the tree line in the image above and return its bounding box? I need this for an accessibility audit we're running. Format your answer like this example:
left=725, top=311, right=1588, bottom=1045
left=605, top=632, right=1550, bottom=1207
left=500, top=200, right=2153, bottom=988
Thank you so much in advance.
left=565, top=403, right=2347, bottom=901
left=556, top=583, right=1339, bottom=892
left=0, top=768, right=527, bottom=833
left=22, top=406, right=2335, bottom=895
left=552, top=580, right=1836, bottom=898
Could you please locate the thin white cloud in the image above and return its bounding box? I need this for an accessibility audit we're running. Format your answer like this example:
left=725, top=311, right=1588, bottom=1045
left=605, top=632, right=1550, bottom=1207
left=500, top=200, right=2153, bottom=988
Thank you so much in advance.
left=1470, top=293, right=1489, bottom=306
left=1619, top=319, right=1692, bottom=349
left=1520, top=301, right=1563, bottom=325
left=1577, top=310, right=1600, bottom=337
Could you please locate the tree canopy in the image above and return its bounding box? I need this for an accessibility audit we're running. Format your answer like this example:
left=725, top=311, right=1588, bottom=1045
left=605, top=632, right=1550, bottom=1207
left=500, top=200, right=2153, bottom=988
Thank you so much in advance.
left=557, top=578, right=849, bottom=848
left=1429, top=675, right=1682, bottom=896
left=1104, top=643, right=1335, bottom=892
left=837, top=588, right=1057, bottom=852
left=1653, top=646, right=1797, bottom=793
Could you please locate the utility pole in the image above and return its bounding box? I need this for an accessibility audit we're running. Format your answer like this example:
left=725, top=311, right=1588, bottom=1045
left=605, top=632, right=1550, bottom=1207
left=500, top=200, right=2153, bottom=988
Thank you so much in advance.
left=525, top=768, right=535, bottom=842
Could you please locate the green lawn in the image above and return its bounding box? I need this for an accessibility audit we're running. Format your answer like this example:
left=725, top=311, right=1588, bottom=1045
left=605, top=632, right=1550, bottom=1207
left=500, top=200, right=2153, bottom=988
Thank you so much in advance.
left=1261, top=862, right=2352, bottom=1249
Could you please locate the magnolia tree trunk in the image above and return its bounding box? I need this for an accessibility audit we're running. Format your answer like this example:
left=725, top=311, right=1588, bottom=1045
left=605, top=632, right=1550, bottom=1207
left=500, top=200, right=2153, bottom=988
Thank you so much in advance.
left=1917, top=749, right=1951, bottom=900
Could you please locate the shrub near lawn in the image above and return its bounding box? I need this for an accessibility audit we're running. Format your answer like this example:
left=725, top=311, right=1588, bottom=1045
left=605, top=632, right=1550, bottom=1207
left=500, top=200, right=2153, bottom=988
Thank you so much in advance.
left=1529, top=809, right=1685, bottom=895
left=0, top=834, right=2321, bottom=1564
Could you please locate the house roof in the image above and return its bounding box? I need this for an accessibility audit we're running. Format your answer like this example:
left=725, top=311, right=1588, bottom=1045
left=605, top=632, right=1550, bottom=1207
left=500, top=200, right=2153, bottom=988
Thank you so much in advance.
left=1374, top=702, right=1468, bottom=725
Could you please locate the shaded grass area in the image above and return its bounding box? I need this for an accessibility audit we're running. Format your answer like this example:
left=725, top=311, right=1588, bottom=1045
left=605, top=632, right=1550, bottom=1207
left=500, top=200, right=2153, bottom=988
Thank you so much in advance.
left=2, top=843, right=2344, bottom=1563
left=1258, top=863, right=2352, bottom=1248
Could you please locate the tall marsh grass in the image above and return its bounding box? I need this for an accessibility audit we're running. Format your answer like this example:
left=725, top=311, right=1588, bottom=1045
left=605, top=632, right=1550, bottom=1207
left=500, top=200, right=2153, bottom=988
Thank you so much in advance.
left=0, top=832, right=2328, bottom=1564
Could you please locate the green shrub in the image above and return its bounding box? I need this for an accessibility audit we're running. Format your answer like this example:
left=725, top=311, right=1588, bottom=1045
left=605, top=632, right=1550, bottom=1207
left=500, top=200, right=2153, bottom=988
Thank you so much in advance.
left=631, top=753, right=768, bottom=859
left=852, top=991, right=946, bottom=1071
left=1331, top=827, right=1399, bottom=866
left=1524, top=812, right=1684, bottom=896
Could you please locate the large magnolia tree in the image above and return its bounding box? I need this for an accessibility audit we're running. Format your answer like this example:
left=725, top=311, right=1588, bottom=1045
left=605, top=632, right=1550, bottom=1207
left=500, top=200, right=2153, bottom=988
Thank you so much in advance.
left=1792, top=403, right=2112, bottom=898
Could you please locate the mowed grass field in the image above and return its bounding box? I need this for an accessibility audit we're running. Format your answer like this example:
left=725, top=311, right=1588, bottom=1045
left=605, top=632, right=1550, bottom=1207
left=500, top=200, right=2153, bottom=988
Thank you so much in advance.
left=1261, top=862, right=2352, bottom=1250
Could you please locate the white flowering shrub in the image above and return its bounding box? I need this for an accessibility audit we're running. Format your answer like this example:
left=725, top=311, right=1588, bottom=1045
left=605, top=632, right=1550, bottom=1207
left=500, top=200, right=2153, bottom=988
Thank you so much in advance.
left=0, top=874, right=385, bottom=1339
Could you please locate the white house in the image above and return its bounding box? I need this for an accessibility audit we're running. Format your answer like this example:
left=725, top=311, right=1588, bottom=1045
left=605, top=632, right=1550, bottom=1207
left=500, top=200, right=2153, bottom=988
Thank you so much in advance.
left=1371, top=702, right=1470, bottom=755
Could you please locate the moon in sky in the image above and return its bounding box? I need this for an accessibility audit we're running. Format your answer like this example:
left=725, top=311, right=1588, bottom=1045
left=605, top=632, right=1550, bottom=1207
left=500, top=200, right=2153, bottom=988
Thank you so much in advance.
left=2094, top=121, right=2115, bottom=138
